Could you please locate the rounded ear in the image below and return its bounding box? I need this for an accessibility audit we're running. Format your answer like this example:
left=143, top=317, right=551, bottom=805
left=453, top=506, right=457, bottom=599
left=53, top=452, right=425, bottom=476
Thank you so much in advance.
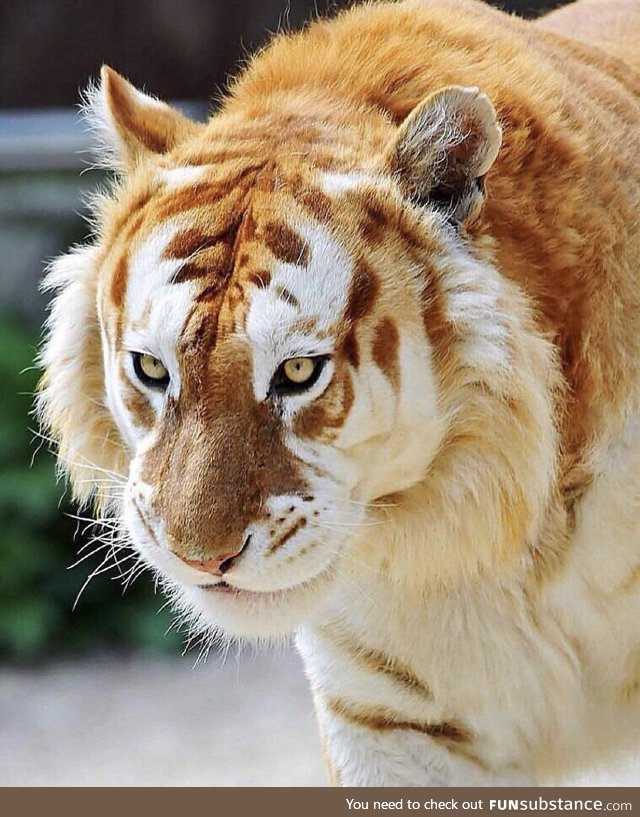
left=37, top=246, right=127, bottom=512
left=83, top=65, right=199, bottom=172
left=383, top=85, right=502, bottom=223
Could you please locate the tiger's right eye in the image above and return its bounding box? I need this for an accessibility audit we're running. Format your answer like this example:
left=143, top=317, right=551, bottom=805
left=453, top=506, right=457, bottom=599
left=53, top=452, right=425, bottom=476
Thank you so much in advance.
left=132, top=352, right=170, bottom=389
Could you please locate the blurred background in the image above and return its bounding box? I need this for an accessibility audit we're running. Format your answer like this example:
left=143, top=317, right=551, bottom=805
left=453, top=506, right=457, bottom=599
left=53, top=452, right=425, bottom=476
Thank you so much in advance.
left=0, top=0, right=636, bottom=787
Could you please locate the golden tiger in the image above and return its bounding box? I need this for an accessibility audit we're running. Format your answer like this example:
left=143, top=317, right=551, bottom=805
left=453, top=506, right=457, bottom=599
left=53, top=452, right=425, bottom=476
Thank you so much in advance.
left=38, top=0, right=640, bottom=786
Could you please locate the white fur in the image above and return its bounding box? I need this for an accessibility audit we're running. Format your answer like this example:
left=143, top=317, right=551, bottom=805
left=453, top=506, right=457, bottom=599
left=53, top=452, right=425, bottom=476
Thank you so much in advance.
left=158, top=165, right=209, bottom=189
left=246, top=218, right=353, bottom=403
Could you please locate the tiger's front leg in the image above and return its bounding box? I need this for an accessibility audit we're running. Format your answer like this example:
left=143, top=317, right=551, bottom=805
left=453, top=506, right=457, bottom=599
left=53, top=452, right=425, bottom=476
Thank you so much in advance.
left=298, top=628, right=534, bottom=787
left=315, top=697, right=533, bottom=787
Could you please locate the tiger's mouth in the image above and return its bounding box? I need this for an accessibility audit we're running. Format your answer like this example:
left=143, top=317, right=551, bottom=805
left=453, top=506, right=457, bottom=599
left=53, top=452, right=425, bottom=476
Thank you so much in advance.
left=197, top=565, right=333, bottom=599
left=199, top=581, right=256, bottom=596
left=200, top=581, right=235, bottom=593
left=185, top=558, right=339, bottom=638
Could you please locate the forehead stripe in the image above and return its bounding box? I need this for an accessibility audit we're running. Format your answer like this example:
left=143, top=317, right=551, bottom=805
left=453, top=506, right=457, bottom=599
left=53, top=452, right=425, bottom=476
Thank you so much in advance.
left=274, top=285, right=300, bottom=309
left=172, top=244, right=234, bottom=284
left=263, top=222, right=310, bottom=265
left=164, top=227, right=227, bottom=260
left=163, top=217, right=242, bottom=284
left=346, top=258, right=379, bottom=321
left=247, top=269, right=271, bottom=288
left=156, top=166, right=258, bottom=219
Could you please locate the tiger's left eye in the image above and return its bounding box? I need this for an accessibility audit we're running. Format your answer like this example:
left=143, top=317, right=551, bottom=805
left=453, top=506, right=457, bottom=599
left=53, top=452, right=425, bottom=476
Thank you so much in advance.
left=132, top=352, right=170, bottom=389
left=284, top=357, right=316, bottom=384
left=272, top=356, right=327, bottom=394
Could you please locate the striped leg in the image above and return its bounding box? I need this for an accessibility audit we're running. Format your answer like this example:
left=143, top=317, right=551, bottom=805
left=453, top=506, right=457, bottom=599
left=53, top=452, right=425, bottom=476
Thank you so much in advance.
left=299, top=628, right=534, bottom=787
left=316, top=697, right=533, bottom=787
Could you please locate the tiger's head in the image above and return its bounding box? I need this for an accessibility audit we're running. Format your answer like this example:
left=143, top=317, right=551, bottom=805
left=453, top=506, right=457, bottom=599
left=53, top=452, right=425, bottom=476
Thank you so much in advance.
left=39, top=66, right=534, bottom=640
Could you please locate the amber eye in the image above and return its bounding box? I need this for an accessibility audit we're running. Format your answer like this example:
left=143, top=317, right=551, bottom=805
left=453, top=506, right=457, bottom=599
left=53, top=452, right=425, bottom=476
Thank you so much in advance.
left=132, top=352, right=170, bottom=389
left=284, top=357, right=316, bottom=384
left=272, top=355, right=328, bottom=395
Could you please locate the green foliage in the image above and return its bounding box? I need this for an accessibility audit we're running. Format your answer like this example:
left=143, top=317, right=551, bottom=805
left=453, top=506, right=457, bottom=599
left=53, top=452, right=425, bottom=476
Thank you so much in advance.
left=0, top=314, right=183, bottom=660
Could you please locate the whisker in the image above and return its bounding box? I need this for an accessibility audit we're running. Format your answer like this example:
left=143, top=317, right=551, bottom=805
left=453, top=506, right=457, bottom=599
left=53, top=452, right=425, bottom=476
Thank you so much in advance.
left=121, top=557, right=150, bottom=592
left=68, top=541, right=117, bottom=569
left=320, top=518, right=386, bottom=529
left=311, top=534, right=386, bottom=579
left=332, top=497, right=399, bottom=509
left=72, top=550, right=116, bottom=610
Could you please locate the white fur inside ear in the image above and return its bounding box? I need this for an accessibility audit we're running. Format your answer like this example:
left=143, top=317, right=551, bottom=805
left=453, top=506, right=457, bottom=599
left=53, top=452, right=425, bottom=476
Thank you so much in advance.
left=386, top=84, right=502, bottom=219
left=80, top=77, right=126, bottom=171
left=398, top=85, right=501, bottom=177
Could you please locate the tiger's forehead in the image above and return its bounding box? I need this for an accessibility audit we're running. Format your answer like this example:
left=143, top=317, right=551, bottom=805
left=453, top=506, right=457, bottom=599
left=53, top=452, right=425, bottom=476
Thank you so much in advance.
left=101, top=160, right=383, bottom=366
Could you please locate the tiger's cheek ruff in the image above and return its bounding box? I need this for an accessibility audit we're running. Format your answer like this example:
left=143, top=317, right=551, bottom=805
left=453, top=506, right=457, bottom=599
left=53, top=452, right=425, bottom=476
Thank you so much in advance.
left=37, top=246, right=128, bottom=509
left=335, top=329, right=445, bottom=503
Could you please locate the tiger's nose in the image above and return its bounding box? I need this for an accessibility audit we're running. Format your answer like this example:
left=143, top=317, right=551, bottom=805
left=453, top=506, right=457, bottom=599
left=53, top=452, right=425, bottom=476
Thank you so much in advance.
left=176, top=535, right=250, bottom=576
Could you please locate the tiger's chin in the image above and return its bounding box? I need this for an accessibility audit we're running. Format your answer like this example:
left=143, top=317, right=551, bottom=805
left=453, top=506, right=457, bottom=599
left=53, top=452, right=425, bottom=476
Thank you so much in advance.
left=176, top=564, right=337, bottom=640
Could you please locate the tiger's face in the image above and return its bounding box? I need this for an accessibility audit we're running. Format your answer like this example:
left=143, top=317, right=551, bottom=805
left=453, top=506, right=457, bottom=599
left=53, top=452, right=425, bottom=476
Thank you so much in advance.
left=103, top=163, right=450, bottom=638
left=40, top=68, right=503, bottom=639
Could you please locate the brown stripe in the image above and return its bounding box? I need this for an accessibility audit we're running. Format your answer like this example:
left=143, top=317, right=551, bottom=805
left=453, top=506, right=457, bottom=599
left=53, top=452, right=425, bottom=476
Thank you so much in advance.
left=326, top=697, right=471, bottom=743
left=372, top=316, right=400, bottom=388
left=346, top=259, right=379, bottom=322
left=195, top=283, right=226, bottom=304
left=122, top=387, right=154, bottom=429
left=267, top=517, right=307, bottom=555
left=341, top=328, right=360, bottom=368
left=164, top=228, right=227, bottom=260
left=299, top=190, right=333, bottom=222
left=293, top=369, right=354, bottom=440
left=106, top=189, right=153, bottom=246
left=358, top=198, right=389, bottom=245
left=317, top=625, right=432, bottom=700
left=247, top=269, right=271, bottom=288
left=172, top=242, right=234, bottom=284
left=110, top=253, right=128, bottom=309
left=263, top=222, right=310, bottom=266
left=325, top=697, right=488, bottom=771
left=172, top=262, right=210, bottom=283
left=122, top=207, right=149, bottom=246
left=421, top=261, right=456, bottom=380
left=275, top=285, right=300, bottom=309
left=156, top=172, right=253, bottom=220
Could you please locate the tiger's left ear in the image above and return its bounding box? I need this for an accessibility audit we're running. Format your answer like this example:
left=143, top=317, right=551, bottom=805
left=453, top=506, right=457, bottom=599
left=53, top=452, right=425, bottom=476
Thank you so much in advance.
left=84, top=65, right=199, bottom=172
left=383, top=85, right=502, bottom=224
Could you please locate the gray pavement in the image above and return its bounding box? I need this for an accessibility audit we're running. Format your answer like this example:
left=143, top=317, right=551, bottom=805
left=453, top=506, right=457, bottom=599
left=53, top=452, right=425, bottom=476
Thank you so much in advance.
left=0, top=649, right=637, bottom=786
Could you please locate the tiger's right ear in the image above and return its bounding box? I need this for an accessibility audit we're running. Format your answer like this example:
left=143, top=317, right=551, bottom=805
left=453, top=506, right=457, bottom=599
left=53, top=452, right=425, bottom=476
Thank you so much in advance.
left=84, top=66, right=199, bottom=172
left=383, top=85, right=501, bottom=224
